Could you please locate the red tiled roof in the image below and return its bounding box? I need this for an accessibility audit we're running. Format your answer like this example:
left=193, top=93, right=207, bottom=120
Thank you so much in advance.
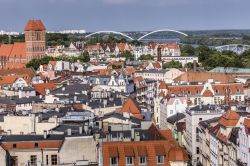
left=168, top=145, right=189, bottom=161
left=159, top=81, right=168, bottom=89
left=159, top=91, right=165, bottom=97
left=117, top=43, right=126, bottom=51
left=120, top=96, right=141, bottom=114
left=0, top=44, right=13, bottom=56
left=203, top=90, right=213, bottom=97
left=152, top=62, right=161, bottom=69
left=24, top=20, right=46, bottom=31
left=4, top=63, right=25, bottom=69
left=218, top=110, right=240, bottom=127
left=33, top=83, right=57, bottom=95
left=9, top=42, right=26, bottom=58
left=0, top=42, right=26, bottom=59
left=243, top=118, right=250, bottom=128
left=2, top=140, right=63, bottom=150
left=168, top=83, right=243, bottom=96
left=102, top=140, right=188, bottom=166
left=174, top=71, right=235, bottom=83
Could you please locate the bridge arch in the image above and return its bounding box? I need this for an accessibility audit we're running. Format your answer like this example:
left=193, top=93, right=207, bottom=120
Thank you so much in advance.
left=85, top=30, right=134, bottom=40
left=138, top=29, right=188, bottom=41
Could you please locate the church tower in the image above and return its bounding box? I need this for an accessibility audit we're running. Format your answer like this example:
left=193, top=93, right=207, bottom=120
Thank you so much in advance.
left=24, top=20, right=46, bottom=62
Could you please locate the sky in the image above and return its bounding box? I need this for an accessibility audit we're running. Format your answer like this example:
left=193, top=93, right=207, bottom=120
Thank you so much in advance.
left=0, top=0, right=249, bottom=32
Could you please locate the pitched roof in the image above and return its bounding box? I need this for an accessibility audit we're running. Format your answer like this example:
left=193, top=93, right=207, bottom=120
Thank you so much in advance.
left=218, top=110, right=240, bottom=127
left=33, top=83, right=57, bottom=95
left=24, top=20, right=46, bottom=31
left=120, top=96, right=141, bottom=115
left=243, top=118, right=250, bottom=128
left=9, top=42, right=26, bottom=58
left=203, top=90, right=213, bottom=97
left=152, top=62, right=161, bottom=69
left=0, top=75, right=28, bottom=86
left=0, top=135, right=64, bottom=150
left=0, top=68, right=35, bottom=79
left=168, top=146, right=189, bottom=161
left=4, top=63, right=25, bottom=69
left=102, top=140, right=188, bottom=166
left=0, top=44, right=13, bottom=56
left=174, top=71, right=235, bottom=83
left=159, top=81, right=168, bottom=89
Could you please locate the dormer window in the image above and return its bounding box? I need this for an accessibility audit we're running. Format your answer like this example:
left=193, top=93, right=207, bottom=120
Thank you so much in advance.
left=139, top=156, right=147, bottom=165
left=215, top=89, right=219, bottom=94
left=110, top=157, right=118, bottom=166
left=237, top=88, right=240, bottom=93
left=156, top=155, right=165, bottom=164
left=126, top=156, right=134, bottom=165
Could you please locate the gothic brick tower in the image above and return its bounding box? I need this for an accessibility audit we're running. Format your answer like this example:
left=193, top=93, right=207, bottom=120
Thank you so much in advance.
left=24, top=20, right=46, bottom=62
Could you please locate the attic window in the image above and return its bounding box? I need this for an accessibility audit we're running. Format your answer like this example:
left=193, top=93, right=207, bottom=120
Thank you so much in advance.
left=215, top=89, right=219, bottom=94
left=13, top=144, right=17, bottom=148
left=35, top=143, right=38, bottom=148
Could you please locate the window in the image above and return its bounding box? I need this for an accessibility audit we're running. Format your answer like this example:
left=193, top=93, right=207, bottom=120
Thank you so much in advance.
left=170, top=110, right=173, bottom=115
left=30, top=155, right=37, bottom=165
left=139, top=156, right=147, bottom=165
left=110, top=157, right=118, bottom=166
left=51, top=155, right=57, bottom=165
left=126, top=156, right=134, bottom=165
left=156, top=155, right=165, bottom=164
left=199, top=118, right=202, bottom=121
left=46, top=155, right=49, bottom=165
left=34, top=143, right=38, bottom=148
left=196, top=147, right=200, bottom=154
left=13, top=144, right=16, bottom=148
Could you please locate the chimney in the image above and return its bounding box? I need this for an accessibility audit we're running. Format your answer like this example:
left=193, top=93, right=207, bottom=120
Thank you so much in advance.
left=131, top=128, right=135, bottom=140
left=157, top=46, right=162, bottom=62
left=84, top=125, right=88, bottom=135
left=199, top=102, right=202, bottom=110
left=79, top=126, right=83, bottom=135
left=193, top=60, right=197, bottom=72
left=43, top=130, right=47, bottom=139
left=7, top=130, right=12, bottom=135
left=62, top=87, right=65, bottom=91
left=67, top=128, right=72, bottom=136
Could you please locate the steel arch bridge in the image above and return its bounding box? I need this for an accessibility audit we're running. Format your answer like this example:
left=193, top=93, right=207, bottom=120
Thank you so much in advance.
left=85, top=30, right=134, bottom=40
left=215, top=44, right=250, bottom=54
left=138, top=29, right=188, bottom=41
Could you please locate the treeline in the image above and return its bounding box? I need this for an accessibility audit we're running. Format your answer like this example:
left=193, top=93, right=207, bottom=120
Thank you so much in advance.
left=181, top=45, right=250, bottom=70
left=180, top=35, right=250, bottom=46
left=26, top=52, right=90, bottom=70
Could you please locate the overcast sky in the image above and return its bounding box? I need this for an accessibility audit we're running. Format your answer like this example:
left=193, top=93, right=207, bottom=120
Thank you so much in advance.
left=0, top=0, right=249, bottom=32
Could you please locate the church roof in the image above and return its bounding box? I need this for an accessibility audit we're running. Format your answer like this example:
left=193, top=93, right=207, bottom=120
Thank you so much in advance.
left=0, top=43, right=26, bottom=58
left=24, top=20, right=46, bottom=31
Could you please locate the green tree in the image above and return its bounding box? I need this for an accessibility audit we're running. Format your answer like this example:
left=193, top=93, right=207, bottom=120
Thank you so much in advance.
left=78, top=52, right=90, bottom=62
left=120, top=51, right=134, bottom=61
left=26, top=56, right=55, bottom=70
left=181, top=45, right=195, bottom=56
left=184, top=62, right=199, bottom=69
left=163, top=61, right=182, bottom=69
left=138, top=54, right=154, bottom=61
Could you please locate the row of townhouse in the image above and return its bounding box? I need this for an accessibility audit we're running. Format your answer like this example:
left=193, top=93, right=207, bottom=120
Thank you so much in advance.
left=153, top=79, right=245, bottom=129
left=46, top=41, right=181, bottom=59
left=195, top=107, right=250, bottom=166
